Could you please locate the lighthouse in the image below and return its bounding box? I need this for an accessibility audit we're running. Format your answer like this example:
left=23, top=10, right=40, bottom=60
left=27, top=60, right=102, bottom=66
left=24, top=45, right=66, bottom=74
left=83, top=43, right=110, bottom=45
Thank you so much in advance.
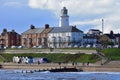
left=59, top=7, right=69, bottom=27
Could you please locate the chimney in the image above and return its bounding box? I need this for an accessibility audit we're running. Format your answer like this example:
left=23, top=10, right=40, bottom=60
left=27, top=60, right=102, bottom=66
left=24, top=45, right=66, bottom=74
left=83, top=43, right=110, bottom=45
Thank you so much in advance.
left=12, top=29, right=15, bottom=33
left=3, top=28, right=7, bottom=32
left=110, top=30, right=114, bottom=35
left=30, top=24, right=35, bottom=29
left=45, top=24, right=49, bottom=29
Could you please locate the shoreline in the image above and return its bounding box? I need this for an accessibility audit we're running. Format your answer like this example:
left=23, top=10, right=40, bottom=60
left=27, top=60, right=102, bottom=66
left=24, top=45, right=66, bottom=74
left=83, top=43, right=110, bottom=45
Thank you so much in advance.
left=1, top=62, right=120, bottom=72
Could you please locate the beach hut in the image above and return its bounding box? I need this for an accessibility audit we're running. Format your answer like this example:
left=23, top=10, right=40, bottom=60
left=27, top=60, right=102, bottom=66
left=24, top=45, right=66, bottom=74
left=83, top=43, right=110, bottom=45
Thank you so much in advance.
left=13, top=56, right=19, bottom=63
left=28, top=57, right=33, bottom=63
left=21, top=57, right=29, bottom=63
left=41, top=58, right=48, bottom=63
left=33, top=57, right=48, bottom=63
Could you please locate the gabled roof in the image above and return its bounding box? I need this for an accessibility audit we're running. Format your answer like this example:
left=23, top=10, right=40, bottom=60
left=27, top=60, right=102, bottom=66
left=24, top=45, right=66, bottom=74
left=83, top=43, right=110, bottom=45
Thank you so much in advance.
left=49, top=26, right=83, bottom=33
left=1, top=30, right=20, bottom=36
left=22, top=28, right=44, bottom=34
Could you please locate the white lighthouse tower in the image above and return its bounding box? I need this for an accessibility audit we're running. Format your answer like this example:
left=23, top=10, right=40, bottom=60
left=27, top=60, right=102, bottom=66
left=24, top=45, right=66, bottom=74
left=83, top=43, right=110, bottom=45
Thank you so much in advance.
left=59, top=7, right=69, bottom=27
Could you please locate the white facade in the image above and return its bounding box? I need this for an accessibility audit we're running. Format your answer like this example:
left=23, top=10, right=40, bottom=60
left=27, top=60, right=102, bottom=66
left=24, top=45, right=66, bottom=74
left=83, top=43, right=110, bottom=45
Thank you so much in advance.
left=48, top=31, right=83, bottom=48
left=88, top=29, right=101, bottom=35
left=59, top=7, right=69, bottom=27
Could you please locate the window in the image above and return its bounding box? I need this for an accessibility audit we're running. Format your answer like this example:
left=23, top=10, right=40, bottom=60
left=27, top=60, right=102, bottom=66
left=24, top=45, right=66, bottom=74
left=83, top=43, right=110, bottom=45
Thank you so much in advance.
left=66, top=36, right=70, bottom=42
left=29, top=38, right=32, bottom=43
left=38, top=38, right=41, bottom=45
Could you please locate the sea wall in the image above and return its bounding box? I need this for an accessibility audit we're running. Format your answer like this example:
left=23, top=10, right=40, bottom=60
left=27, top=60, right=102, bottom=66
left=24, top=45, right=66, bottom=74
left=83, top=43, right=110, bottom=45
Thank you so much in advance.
left=81, top=66, right=120, bottom=72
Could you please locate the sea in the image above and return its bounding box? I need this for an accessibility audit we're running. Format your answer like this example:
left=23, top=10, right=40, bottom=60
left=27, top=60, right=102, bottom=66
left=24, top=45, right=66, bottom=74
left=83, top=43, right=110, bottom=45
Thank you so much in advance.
left=0, top=70, right=120, bottom=80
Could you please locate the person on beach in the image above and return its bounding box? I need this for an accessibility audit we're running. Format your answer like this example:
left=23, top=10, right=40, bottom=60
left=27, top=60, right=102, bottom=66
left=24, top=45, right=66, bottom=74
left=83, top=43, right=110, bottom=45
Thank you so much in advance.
left=58, top=62, right=61, bottom=65
left=72, top=62, right=74, bottom=66
left=38, top=61, right=40, bottom=64
left=82, top=62, right=84, bottom=66
left=87, top=62, right=89, bottom=66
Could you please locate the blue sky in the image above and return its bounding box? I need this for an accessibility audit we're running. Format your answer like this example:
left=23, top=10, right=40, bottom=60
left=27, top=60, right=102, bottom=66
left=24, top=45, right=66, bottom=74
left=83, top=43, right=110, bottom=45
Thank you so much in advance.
left=0, top=0, right=120, bottom=34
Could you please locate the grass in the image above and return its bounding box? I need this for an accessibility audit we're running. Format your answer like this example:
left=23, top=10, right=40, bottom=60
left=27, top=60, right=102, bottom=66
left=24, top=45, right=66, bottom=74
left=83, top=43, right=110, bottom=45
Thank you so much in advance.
left=0, top=58, right=3, bottom=62
left=103, top=48, right=120, bottom=60
left=1, top=48, right=120, bottom=63
left=0, top=53, right=99, bottom=63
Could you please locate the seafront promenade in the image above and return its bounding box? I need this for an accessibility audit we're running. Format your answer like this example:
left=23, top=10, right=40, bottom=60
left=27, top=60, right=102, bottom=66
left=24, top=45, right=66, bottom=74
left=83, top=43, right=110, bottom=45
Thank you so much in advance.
left=1, top=62, right=120, bottom=72
left=4, top=49, right=96, bottom=54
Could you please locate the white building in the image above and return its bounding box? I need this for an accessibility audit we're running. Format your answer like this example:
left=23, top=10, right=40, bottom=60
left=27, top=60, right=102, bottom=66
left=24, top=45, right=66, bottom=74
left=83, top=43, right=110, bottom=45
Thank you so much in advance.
left=48, top=7, right=83, bottom=48
left=48, top=26, right=83, bottom=48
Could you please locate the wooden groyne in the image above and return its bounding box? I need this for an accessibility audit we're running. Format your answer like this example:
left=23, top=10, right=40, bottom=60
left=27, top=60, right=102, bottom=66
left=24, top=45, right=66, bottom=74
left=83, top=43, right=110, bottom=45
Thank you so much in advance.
left=49, top=67, right=83, bottom=72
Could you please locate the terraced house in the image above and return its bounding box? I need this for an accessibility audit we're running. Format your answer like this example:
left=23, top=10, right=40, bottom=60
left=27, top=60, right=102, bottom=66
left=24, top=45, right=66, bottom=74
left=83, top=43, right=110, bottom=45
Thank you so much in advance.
left=0, top=29, right=21, bottom=48
left=100, top=31, right=120, bottom=45
left=21, top=24, right=52, bottom=48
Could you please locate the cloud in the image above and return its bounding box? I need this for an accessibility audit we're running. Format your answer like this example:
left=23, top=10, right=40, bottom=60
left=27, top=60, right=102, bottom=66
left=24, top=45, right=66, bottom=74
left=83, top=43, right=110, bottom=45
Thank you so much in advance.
left=28, top=0, right=60, bottom=10
left=28, top=0, right=120, bottom=33
left=71, top=19, right=100, bottom=26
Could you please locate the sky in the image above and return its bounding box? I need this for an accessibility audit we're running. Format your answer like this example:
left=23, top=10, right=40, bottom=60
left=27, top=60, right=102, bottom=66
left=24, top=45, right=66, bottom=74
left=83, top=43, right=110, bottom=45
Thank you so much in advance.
left=0, top=0, right=120, bottom=34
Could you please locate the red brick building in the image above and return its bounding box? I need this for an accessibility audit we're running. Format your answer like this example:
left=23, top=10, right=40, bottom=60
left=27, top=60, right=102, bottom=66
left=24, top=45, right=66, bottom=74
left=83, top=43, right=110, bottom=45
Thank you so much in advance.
left=0, top=29, right=21, bottom=48
left=41, top=24, right=53, bottom=48
left=21, top=24, right=52, bottom=48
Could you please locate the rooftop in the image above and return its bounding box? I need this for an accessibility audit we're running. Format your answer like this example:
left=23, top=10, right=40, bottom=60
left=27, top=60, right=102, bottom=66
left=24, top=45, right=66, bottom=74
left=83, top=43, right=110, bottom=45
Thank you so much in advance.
left=50, top=26, right=83, bottom=33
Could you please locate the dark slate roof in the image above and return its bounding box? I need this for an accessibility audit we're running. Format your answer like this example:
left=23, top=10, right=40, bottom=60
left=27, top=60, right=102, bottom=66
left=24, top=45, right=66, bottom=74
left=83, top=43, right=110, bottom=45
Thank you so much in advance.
left=89, top=29, right=100, bottom=31
left=22, top=28, right=44, bottom=34
left=104, top=34, right=115, bottom=39
left=115, top=34, right=120, bottom=37
left=49, top=26, right=83, bottom=33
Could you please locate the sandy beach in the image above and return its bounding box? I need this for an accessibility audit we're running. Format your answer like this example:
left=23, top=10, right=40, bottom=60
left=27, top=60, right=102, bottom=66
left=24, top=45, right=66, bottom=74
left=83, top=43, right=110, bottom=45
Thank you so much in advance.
left=1, top=62, right=120, bottom=72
